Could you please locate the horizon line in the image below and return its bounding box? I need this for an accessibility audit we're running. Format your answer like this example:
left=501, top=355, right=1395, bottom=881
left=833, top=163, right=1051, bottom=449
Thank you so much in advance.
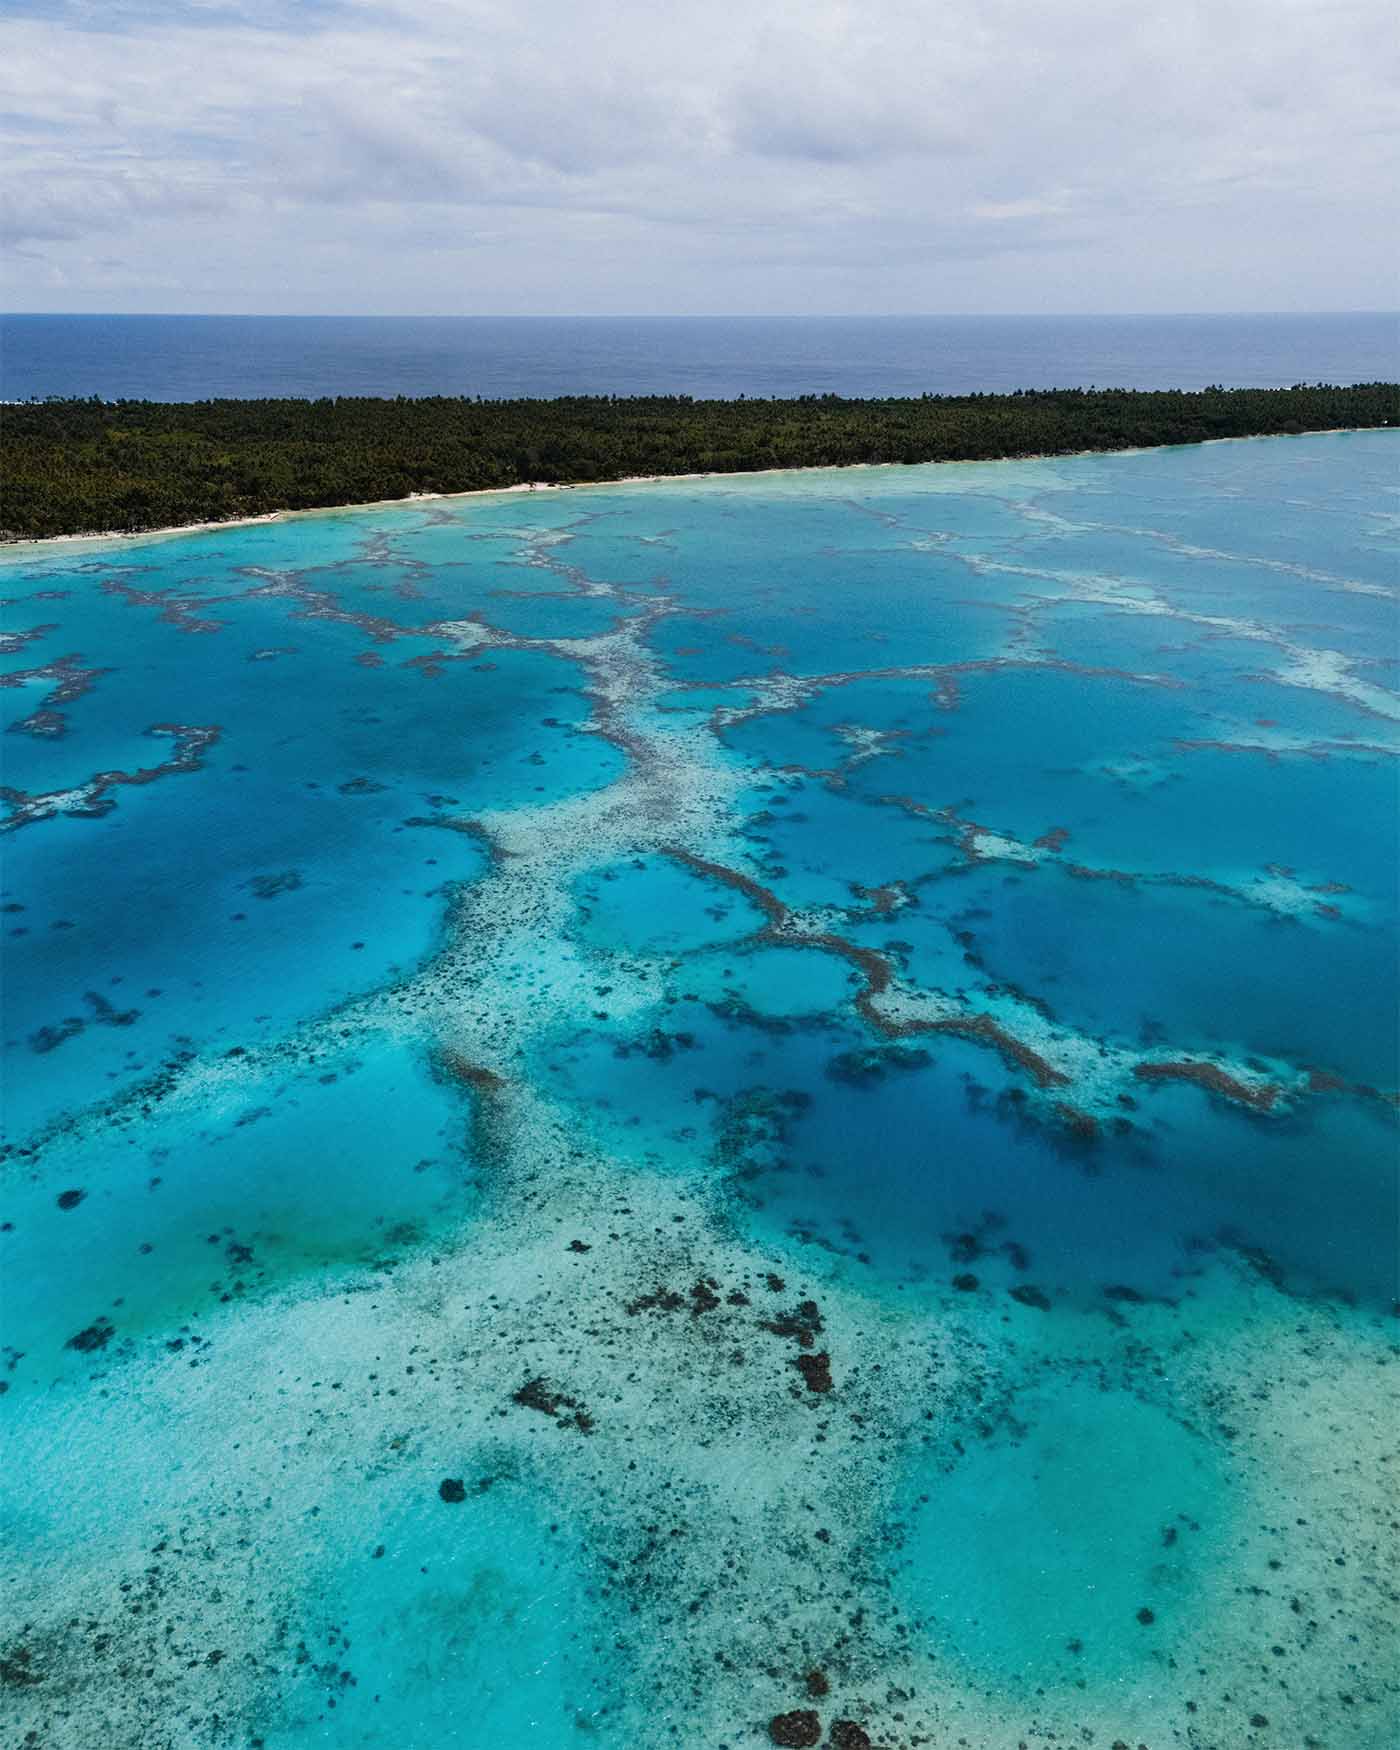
left=4, top=308, right=1398, bottom=322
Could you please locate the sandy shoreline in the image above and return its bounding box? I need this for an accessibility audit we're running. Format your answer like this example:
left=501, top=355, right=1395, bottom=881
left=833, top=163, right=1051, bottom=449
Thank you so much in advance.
left=0, top=426, right=1380, bottom=556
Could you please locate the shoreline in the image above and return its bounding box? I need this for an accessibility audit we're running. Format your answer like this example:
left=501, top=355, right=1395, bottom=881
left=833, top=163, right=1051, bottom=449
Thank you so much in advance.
left=0, top=425, right=1385, bottom=557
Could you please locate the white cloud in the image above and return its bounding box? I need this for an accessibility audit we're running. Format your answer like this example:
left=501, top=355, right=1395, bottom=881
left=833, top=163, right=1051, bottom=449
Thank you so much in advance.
left=1, top=0, right=1396, bottom=312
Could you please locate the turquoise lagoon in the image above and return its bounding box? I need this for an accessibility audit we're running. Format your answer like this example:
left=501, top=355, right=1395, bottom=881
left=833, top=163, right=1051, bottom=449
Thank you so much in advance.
left=2, top=432, right=1397, bottom=1748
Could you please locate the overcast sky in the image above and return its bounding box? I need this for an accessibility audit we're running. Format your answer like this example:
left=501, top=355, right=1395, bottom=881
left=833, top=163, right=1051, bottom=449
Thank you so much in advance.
left=2, top=0, right=1396, bottom=316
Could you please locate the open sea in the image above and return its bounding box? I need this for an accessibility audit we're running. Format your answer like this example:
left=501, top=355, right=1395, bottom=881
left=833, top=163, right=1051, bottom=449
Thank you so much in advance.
left=2, top=310, right=1397, bottom=401
left=2, top=415, right=1399, bottom=1743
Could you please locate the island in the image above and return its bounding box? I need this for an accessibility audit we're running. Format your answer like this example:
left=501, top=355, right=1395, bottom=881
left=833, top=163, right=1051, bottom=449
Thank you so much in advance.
left=3, top=382, right=1395, bottom=540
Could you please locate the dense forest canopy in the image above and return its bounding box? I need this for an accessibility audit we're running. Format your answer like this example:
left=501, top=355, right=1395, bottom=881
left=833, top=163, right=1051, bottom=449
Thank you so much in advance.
left=2, top=384, right=1395, bottom=540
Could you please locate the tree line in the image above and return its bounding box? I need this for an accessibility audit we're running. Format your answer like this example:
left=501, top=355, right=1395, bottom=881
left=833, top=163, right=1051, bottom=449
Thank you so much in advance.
left=2, top=384, right=1395, bottom=540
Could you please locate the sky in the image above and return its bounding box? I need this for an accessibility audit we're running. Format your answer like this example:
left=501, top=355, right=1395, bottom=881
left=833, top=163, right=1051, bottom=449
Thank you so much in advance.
left=2, top=0, right=1396, bottom=316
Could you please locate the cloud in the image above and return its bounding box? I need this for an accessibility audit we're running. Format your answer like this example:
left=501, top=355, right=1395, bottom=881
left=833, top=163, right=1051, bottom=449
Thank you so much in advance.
left=0, top=165, right=230, bottom=246
left=0, top=0, right=1395, bottom=312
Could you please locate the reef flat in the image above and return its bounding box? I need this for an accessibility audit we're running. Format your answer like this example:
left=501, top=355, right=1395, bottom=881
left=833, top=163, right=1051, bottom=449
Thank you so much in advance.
left=2, top=431, right=1397, bottom=1748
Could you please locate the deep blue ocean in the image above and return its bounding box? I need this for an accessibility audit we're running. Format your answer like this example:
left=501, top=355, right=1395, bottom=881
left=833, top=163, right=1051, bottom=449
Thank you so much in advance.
left=3, top=432, right=1397, bottom=1747
left=2, top=310, right=1396, bottom=401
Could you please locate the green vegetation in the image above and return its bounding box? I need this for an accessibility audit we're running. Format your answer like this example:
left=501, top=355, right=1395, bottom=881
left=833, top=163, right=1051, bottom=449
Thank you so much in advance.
left=3, top=384, right=1395, bottom=540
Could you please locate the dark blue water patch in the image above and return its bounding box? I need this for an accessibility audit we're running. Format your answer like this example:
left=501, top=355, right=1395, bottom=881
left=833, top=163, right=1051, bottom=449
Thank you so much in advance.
left=534, top=996, right=843, bottom=1174
left=648, top=568, right=1014, bottom=691
left=1154, top=556, right=1398, bottom=643
left=717, top=703, right=869, bottom=776
left=1, top=787, right=485, bottom=1138
left=838, top=907, right=975, bottom=1004
left=1141, top=493, right=1399, bottom=595
left=529, top=972, right=1384, bottom=1303
left=813, top=665, right=1398, bottom=898
left=634, top=484, right=986, bottom=591
left=735, top=783, right=959, bottom=910
left=2, top=588, right=616, bottom=810
left=715, top=673, right=964, bottom=785
left=650, top=613, right=797, bottom=686
left=722, top=1018, right=1398, bottom=1306
left=1200, top=672, right=1400, bottom=745
left=572, top=856, right=768, bottom=957
left=281, top=558, right=465, bottom=622
left=932, top=860, right=1398, bottom=1087
left=0, top=583, right=249, bottom=795
left=259, top=521, right=645, bottom=636
left=720, top=1027, right=1156, bottom=1288
left=654, top=683, right=748, bottom=719
left=1071, top=548, right=1400, bottom=659
left=0, top=1036, right=481, bottom=1390
left=6, top=312, right=1395, bottom=401
left=2, top=541, right=629, bottom=1133
left=507, top=518, right=690, bottom=591
left=1074, top=736, right=1397, bottom=900
left=669, top=944, right=858, bottom=1019
left=475, top=590, right=642, bottom=641
left=1030, top=602, right=1292, bottom=685
left=1130, top=1083, right=1398, bottom=1303
left=661, top=589, right=1011, bottom=688
left=972, top=527, right=1198, bottom=597
left=815, top=669, right=1190, bottom=845
left=1004, top=508, right=1397, bottom=613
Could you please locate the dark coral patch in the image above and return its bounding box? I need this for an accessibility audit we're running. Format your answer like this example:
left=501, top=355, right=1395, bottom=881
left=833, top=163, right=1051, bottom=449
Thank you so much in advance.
left=0, top=1645, right=44, bottom=1688
left=768, top=1710, right=822, bottom=1747
left=511, top=1375, right=594, bottom=1433
left=794, top=1351, right=834, bottom=1393
left=66, top=1318, right=115, bottom=1352
left=762, top=1300, right=824, bottom=1347
left=248, top=871, right=303, bottom=900
left=625, top=1285, right=686, bottom=1316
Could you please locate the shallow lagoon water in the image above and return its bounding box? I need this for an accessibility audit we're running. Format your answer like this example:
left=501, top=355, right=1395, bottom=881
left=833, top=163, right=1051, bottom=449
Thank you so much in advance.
left=2, top=433, right=1398, bottom=1748
left=894, top=1377, right=1226, bottom=1688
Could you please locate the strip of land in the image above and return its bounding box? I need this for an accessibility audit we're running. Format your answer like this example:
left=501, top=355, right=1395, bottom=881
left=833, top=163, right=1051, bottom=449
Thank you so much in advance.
left=3, top=384, right=1395, bottom=540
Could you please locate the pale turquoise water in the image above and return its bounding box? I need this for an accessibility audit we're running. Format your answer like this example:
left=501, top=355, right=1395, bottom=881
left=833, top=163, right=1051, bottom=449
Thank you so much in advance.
left=2, top=433, right=1398, bottom=1747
